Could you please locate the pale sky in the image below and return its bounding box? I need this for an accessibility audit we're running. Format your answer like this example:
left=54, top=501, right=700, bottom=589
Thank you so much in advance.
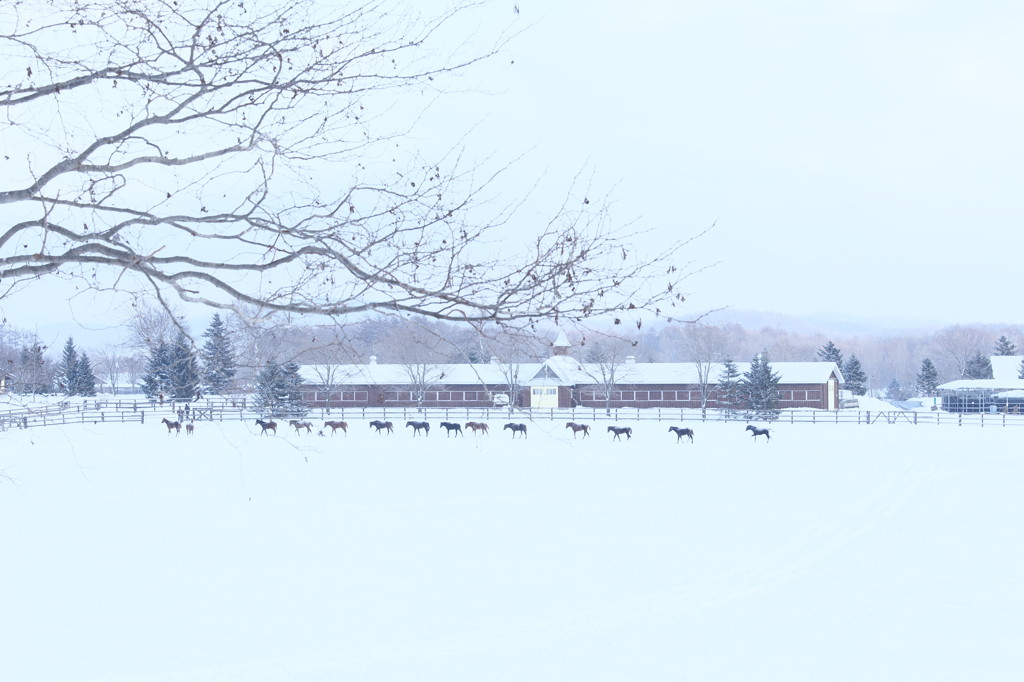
left=4, top=0, right=1023, bottom=347
left=454, top=0, right=1024, bottom=326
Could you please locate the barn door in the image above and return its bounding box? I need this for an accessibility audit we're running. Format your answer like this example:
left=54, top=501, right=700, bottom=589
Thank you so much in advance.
left=531, top=386, right=559, bottom=408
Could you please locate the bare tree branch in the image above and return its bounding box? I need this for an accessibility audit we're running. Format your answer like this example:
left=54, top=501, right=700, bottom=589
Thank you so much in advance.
left=0, top=0, right=698, bottom=330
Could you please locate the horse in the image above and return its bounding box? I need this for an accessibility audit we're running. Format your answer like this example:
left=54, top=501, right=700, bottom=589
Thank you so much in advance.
left=370, top=420, right=394, bottom=434
left=323, top=420, right=349, bottom=435
left=669, top=426, right=694, bottom=443
left=465, top=421, right=489, bottom=435
left=439, top=421, right=463, bottom=437
left=565, top=422, right=590, bottom=438
left=161, top=417, right=181, bottom=435
left=607, top=425, right=632, bottom=441
left=406, top=420, right=430, bottom=436
left=185, top=422, right=195, bottom=436
left=289, top=419, right=313, bottom=435
left=255, top=418, right=277, bottom=435
left=503, top=423, right=527, bottom=438
left=746, top=424, right=770, bottom=441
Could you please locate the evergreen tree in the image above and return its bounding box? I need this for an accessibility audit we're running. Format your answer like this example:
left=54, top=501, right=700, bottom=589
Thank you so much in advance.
left=141, top=340, right=172, bottom=399
left=57, top=337, right=80, bottom=395
left=741, top=351, right=781, bottom=420
left=76, top=352, right=98, bottom=397
left=963, top=351, right=993, bottom=379
left=885, top=378, right=909, bottom=401
left=253, top=360, right=285, bottom=415
left=917, top=358, right=940, bottom=396
left=817, top=340, right=844, bottom=372
left=844, top=354, right=868, bottom=396
left=253, top=360, right=306, bottom=417
left=1019, top=357, right=1024, bottom=381
left=994, top=335, right=1016, bottom=356
left=716, top=359, right=743, bottom=414
left=200, top=314, right=237, bottom=394
left=168, top=332, right=200, bottom=401
left=280, top=361, right=307, bottom=416
left=14, top=342, right=50, bottom=394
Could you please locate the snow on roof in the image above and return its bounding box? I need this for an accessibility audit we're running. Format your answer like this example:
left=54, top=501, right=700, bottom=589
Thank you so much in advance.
left=938, top=378, right=1024, bottom=392
left=991, top=355, right=1023, bottom=381
left=299, top=359, right=844, bottom=387
left=297, top=362, right=534, bottom=387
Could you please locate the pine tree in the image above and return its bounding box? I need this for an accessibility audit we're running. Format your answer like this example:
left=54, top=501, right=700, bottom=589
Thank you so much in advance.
left=741, top=351, right=781, bottom=420
left=280, top=361, right=307, bottom=416
left=57, top=337, right=80, bottom=396
left=994, top=335, right=1016, bottom=356
left=141, top=340, right=172, bottom=399
left=253, top=359, right=306, bottom=417
left=253, top=360, right=285, bottom=416
left=201, top=314, right=237, bottom=394
left=1019, top=358, right=1024, bottom=381
left=14, top=342, right=49, bottom=395
left=817, top=340, right=844, bottom=372
left=917, top=359, right=939, bottom=396
left=844, top=354, right=868, bottom=396
left=168, top=332, right=200, bottom=401
left=885, top=378, right=909, bottom=401
left=716, top=359, right=743, bottom=414
left=76, top=352, right=98, bottom=397
left=963, top=351, right=993, bottom=379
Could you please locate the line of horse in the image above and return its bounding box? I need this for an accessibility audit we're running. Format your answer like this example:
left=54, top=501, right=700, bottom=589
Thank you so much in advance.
left=231, top=419, right=770, bottom=442
left=163, top=416, right=771, bottom=443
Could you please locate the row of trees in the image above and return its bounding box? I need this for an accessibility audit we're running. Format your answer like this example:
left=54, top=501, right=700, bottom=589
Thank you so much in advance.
left=4, top=313, right=1022, bottom=403
left=138, top=316, right=237, bottom=401
left=718, top=354, right=782, bottom=420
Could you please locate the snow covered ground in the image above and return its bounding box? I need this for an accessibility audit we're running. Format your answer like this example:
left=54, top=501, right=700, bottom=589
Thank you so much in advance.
left=2, top=415, right=1022, bottom=681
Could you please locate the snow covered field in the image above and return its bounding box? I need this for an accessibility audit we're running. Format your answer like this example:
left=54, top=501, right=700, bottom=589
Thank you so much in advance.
left=2, top=416, right=1022, bottom=682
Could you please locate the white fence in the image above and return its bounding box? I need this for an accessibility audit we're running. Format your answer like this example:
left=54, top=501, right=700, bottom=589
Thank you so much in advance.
left=4, top=399, right=1024, bottom=431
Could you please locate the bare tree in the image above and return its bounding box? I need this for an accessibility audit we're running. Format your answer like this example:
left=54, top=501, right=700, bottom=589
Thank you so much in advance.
left=123, top=302, right=185, bottom=353
left=931, top=325, right=989, bottom=379
left=0, top=0, right=693, bottom=331
left=93, top=347, right=125, bottom=395
left=681, top=323, right=733, bottom=414
left=576, top=335, right=637, bottom=415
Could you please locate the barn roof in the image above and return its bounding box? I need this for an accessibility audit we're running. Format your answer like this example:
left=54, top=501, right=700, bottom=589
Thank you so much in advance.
left=991, top=355, right=1023, bottom=381
left=298, top=359, right=844, bottom=387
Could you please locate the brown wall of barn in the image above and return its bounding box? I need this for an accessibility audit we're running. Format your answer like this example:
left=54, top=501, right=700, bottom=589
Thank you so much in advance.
left=300, top=384, right=527, bottom=409
left=300, top=381, right=835, bottom=411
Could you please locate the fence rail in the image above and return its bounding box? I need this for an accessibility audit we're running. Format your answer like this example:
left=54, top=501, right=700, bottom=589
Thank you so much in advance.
left=4, top=399, right=1024, bottom=432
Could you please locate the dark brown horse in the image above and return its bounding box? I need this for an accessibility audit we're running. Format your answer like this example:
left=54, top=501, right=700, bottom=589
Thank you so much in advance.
left=503, top=423, right=527, bottom=438
left=465, top=421, right=489, bottom=435
left=370, top=420, right=393, bottom=434
left=439, top=421, right=463, bottom=437
left=669, top=426, right=694, bottom=443
left=324, top=420, right=348, bottom=435
left=256, top=419, right=277, bottom=435
left=406, top=420, right=430, bottom=436
left=161, top=417, right=181, bottom=435
left=607, top=425, right=632, bottom=441
left=746, top=424, right=770, bottom=441
left=565, top=422, right=590, bottom=438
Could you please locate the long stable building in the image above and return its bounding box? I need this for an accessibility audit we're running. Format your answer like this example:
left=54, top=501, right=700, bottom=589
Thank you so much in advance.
left=297, top=334, right=845, bottom=412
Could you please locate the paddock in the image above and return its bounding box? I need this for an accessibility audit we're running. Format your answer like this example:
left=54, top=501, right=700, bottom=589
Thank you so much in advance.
left=1, top=419, right=1021, bottom=682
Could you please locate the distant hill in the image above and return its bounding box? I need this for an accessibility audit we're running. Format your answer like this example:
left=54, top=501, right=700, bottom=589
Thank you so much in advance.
left=695, top=308, right=945, bottom=337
